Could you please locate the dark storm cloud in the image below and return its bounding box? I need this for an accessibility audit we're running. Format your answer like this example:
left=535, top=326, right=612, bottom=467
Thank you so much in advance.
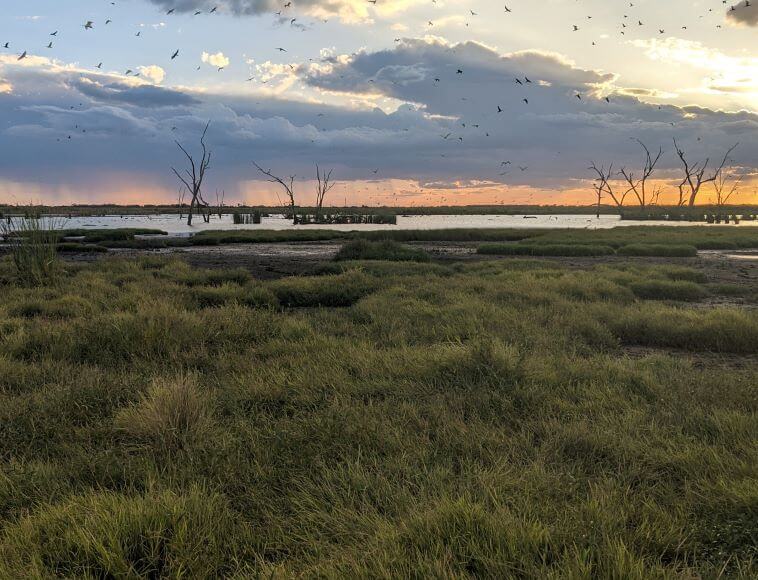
left=726, top=1, right=758, bottom=27
left=70, top=78, right=200, bottom=108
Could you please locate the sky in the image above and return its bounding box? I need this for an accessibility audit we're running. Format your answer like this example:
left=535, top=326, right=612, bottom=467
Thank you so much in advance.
left=0, top=0, right=757, bottom=206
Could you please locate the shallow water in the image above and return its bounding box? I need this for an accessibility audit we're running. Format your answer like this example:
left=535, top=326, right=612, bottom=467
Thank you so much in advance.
left=31, top=213, right=758, bottom=235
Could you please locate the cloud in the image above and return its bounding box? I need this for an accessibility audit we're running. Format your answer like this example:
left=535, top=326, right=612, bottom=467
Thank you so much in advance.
left=726, top=1, right=758, bottom=27
left=632, top=38, right=758, bottom=98
left=144, top=0, right=424, bottom=24
left=0, top=41, right=756, bottom=204
left=201, top=51, right=230, bottom=68
left=138, top=65, right=166, bottom=84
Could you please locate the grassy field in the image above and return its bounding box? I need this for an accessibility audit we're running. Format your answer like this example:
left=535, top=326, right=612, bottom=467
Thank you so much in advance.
left=0, top=240, right=756, bottom=577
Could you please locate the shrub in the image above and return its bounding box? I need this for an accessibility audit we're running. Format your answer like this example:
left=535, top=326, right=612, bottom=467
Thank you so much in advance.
left=618, top=244, right=697, bottom=257
left=335, top=240, right=431, bottom=262
left=477, top=243, right=615, bottom=257
left=115, top=374, right=212, bottom=455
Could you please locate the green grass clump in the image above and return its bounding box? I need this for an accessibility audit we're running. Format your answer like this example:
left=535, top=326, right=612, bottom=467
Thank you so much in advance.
left=335, top=239, right=431, bottom=262
left=0, top=255, right=755, bottom=577
left=604, top=305, right=758, bottom=353
left=618, top=244, right=698, bottom=257
left=190, top=229, right=341, bottom=245
left=271, top=270, right=378, bottom=307
left=0, top=488, right=251, bottom=578
left=526, top=226, right=758, bottom=250
left=56, top=242, right=108, bottom=253
left=478, top=243, right=615, bottom=256
left=628, top=279, right=709, bottom=301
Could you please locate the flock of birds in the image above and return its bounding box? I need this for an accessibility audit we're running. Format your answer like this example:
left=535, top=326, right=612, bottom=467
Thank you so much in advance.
left=1, top=0, right=754, bottom=205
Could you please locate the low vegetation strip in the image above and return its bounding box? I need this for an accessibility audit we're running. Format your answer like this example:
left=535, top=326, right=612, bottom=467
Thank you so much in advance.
left=478, top=243, right=615, bottom=256
left=4, top=225, right=756, bottom=251
left=0, top=254, right=755, bottom=577
left=618, top=244, right=698, bottom=257
left=335, top=240, right=431, bottom=262
left=478, top=242, right=699, bottom=258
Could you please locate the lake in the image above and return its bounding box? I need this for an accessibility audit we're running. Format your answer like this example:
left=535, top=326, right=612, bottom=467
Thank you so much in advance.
left=34, top=214, right=758, bottom=235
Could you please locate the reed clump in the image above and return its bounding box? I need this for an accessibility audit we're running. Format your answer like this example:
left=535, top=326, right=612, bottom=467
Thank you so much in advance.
left=0, top=217, right=62, bottom=286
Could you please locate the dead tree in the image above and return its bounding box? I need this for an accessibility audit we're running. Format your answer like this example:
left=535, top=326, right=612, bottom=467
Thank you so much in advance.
left=253, top=162, right=297, bottom=224
left=618, top=139, right=662, bottom=209
left=649, top=183, right=663, bottom=206
left=589, top=162, right=625, bottom=210
left=215, top=189, right=225, bottom=219
left=178, top=187, right=186, bottom=220
left=673, top=138, right=738, bottom=207
left=713, top=169, right=742, bottom=208
left=314, top=165, right=336, bottom=223
left=171, top=121, right=212, bottom=226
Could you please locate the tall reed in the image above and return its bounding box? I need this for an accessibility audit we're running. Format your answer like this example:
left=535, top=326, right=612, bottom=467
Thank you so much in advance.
left=0, top=216, right=64, bottom=285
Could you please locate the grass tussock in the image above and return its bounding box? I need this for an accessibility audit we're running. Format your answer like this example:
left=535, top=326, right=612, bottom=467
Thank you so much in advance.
left=0, top=254, right=755, bottom=577
left=335, top=239, right=431, bottom=262
left=0, top=488, right=250, bottom=578
left=115, top=374, right=212, bottom=455
left=271, top=269, right=378, bottom=307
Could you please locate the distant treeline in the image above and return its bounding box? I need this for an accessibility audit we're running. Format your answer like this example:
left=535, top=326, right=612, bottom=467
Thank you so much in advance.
left=2, top=204, right=757, bottom=219
left=620, top=207, right=758, bottom=223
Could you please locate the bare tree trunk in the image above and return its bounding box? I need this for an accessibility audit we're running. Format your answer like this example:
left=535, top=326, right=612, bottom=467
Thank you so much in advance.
left=216, top=189, right=225, bottom=219
left=315, top=165, right=336, bottom=223
left=171, top=122, right=213, bottom=227
left=253, top=162, right=297, bottom=224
